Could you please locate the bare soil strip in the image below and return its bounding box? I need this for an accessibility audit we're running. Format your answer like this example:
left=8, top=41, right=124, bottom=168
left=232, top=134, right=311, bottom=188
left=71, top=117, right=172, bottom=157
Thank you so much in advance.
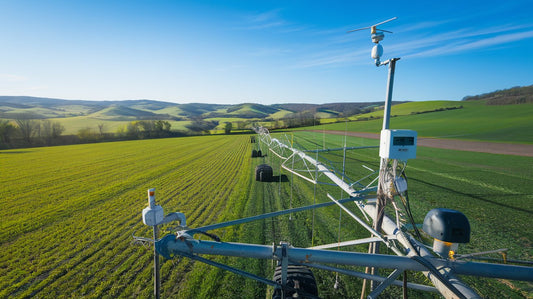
left=307, top=130, right=533, bottom=157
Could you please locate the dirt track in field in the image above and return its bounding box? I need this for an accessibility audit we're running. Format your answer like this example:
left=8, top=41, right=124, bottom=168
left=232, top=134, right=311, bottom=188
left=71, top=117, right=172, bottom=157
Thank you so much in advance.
left=307, top=130, right=533, bottom=157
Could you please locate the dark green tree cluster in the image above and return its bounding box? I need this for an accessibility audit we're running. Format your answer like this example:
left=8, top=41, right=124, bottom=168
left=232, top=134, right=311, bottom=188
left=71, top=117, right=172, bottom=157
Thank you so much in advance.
left=120, top=120, right=174, bottom=139
left=281, top=112, right=319, bottom=128
left=0, top=116, right=65, bottom=148
left=462, top=85, right=533, bottom=105
left=185, top=117, right=219, bottom=134
left=0, top=115, right=188, bottom=149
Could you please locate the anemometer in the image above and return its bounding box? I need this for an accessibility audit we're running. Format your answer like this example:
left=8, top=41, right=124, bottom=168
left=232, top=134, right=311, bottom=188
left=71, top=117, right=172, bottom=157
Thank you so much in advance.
left=348, top=17, right=397, bottom=66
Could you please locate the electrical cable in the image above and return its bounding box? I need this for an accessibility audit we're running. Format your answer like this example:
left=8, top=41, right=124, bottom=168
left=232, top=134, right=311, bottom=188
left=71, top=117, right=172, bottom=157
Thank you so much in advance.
left=410, top=255, right=468, bottom=299
left=399, top=170, right=422, bottom=240
left=196, top=230, right=221, bottom=242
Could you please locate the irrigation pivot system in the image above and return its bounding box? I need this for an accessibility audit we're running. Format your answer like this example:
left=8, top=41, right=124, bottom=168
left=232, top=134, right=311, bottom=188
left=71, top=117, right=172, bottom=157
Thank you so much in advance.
left=136, top=18, right=533, bottom=298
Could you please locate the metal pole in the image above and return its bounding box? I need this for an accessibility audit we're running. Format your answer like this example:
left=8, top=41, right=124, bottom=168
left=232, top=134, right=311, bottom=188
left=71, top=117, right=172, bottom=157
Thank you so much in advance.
left=153, top=225, right=160, bottom=299
left=156, top=236, right=533, bottom=282
left=370, top=57, right=400, bottom=290
left=382, top=58, right=399, bottom=131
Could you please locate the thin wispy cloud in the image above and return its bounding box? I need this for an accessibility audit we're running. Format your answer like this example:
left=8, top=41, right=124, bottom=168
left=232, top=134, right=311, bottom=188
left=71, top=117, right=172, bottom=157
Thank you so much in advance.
left=0, top=73, right=27, bottom=82
left=293, top=48, right=369, bottom=68
left=400, top=24, right=533, bottom=58
left=248, top=47, right=292, bottom=57
left=240, top=9, right=306, bottom=33
left=243, top=9, right=287, bottom=30
left=410, top=30, right=533, bottom=58
left=396, top=19, right=453, bottom=34
left=296, top=20, right=533, bottom=68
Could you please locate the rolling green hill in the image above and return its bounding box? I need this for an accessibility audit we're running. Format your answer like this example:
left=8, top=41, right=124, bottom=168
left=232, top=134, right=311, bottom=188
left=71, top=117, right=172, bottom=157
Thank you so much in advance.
left=0, top=96, right=393, bottom=134
left=463, top=85, right=533, bottom=104
left=1, top=84, right=531, bottom=137
left=88, top=105, right=172, bottom=121
left=349, top=100, right=464, bottom=120
left=312, top=100, right=533, bottom=143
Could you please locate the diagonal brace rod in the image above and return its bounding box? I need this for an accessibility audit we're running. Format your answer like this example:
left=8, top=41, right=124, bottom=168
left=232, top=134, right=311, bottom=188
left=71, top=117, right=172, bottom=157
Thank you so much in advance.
left=187, top=197, right=363, bottom=235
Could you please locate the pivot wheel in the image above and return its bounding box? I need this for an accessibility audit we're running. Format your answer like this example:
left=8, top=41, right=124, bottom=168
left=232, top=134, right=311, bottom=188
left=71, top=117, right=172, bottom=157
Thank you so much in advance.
left=272, top=265, right=318, bottom=298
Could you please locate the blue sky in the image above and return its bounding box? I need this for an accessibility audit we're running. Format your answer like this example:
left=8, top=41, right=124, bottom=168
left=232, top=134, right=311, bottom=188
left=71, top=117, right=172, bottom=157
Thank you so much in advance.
left=1, top=0, right=532, bottom=104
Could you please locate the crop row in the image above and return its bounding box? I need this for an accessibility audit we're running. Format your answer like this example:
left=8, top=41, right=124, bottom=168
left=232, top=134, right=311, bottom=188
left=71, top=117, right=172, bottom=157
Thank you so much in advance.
left=0, top=135, right=253, bottom=298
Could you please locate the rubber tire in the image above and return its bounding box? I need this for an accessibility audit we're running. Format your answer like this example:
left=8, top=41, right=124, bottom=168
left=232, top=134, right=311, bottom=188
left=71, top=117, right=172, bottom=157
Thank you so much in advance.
left=255, top=164, right=273, bottom=182
left=272, top=265, right=318, bottom=299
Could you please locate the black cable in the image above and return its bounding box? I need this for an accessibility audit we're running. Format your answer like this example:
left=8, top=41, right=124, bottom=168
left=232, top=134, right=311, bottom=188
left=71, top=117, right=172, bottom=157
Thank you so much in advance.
left=399, top=170, right=423, bottom=240
left=196, top=231, right=221, bottom=242
left=410, top=255, right=468, bottom=299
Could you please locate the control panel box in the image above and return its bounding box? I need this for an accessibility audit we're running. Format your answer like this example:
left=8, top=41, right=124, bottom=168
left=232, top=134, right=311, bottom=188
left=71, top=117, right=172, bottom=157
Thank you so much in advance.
left=379, top=129, right=417, bottom=161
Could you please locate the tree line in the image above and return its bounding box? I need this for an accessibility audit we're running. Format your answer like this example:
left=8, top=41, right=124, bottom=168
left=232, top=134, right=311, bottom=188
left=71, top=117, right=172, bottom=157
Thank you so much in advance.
left=1, top=111, right=326, bottom=149
left=0, top=117, right=65, bottom=148
left=0, top=116, right=182, bottom=149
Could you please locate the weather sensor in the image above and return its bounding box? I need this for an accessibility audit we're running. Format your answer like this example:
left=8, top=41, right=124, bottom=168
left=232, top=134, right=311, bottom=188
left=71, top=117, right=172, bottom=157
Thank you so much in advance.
left=348, top=17, right=397, bottom=66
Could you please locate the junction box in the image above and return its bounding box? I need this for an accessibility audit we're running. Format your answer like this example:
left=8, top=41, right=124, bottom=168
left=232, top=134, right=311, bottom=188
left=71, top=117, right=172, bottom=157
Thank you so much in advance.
left=379, top=129, right=417, bottom=161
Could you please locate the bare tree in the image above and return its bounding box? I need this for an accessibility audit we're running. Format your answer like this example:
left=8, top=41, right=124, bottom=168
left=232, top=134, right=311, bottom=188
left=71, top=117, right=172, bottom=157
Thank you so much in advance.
left=40, top=120, right=65, bottom=145
left=0, top=119, right=16, bottom=147
left=40, top=120, right=53, bottom=145
left=52, top=121, right=64, bottom=138
left=97, top=123, right=106, bottom=136
left=15, top=115, right=39, bottom=145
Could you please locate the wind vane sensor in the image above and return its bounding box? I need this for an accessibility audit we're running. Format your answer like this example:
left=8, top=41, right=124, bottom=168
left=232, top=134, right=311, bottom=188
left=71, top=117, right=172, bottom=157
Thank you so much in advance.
left=347, top=17, right=397, bottom=65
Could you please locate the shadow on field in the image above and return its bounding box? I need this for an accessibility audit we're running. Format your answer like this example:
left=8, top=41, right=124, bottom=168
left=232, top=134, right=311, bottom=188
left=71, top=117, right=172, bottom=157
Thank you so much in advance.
left=271, top=174, right=289, bottom=183
left=410, top=177, right=533, bottom=215
left=0, top=150, right=33, bottom=154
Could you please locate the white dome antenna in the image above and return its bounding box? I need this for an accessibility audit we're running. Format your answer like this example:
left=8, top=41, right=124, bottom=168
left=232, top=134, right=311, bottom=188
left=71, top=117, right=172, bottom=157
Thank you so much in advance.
left=347, top=17, right=397, bottom=65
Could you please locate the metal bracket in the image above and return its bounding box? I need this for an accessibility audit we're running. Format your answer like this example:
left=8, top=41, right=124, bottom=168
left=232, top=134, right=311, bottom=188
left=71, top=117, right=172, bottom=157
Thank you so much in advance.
left=367, top=268, right=404, bottom=298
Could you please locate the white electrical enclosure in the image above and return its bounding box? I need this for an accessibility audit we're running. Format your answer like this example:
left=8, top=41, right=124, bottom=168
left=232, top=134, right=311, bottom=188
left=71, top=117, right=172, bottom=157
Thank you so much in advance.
left=143, top=205, right=164, bottom=226
left=379, top=129, right=417, bottom=161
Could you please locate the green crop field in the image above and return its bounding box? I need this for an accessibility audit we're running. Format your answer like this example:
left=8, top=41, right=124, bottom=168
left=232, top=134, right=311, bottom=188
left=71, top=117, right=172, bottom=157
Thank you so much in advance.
left=1, top=132, right=532, bottom=298
left=313, top=101, right=533, bottom=144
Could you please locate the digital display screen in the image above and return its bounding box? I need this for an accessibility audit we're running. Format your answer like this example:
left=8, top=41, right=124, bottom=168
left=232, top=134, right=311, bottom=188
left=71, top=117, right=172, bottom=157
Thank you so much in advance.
left=393, top=136, right=415, bottom=146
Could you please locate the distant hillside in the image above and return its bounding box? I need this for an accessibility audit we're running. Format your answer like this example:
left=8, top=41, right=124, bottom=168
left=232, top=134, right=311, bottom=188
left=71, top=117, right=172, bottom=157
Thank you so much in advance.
left=0, top=96, right=397, bottom=121
left=271, top=103, right=317, bottom=113
left=205, top=103, right=283, bottom=119
left=314, top=99, right=533, bottom=144
left=178, top=103, right=225, bottom=117
left=89, top=105, right=177, bottom=121
left=2, top=84, right=530, bottom=130
left=352, top=101, right=465, bottom=120
left=462, top=85, right=533, bottom=105
left=272, top=102, right=406, bottom=117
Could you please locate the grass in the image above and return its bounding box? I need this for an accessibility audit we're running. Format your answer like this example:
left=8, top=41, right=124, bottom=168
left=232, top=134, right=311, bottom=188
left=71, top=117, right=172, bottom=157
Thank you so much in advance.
left=0, top=135, right=253, bottom=298
left=42, top=117, right=192, bottom=134
left=0, top=130, right=531, bottom=298
left=357, top=100, right=464, bottom=119
left=311, top=100, right=533, bottom=144
left=0, top=104, right=97, bottom=118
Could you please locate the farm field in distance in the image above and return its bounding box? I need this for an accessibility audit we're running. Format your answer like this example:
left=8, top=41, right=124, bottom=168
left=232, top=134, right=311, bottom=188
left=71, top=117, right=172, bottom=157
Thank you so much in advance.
left=314, top=101, right=533, bottom=144
left=1, top=131, right=532, bottom=298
